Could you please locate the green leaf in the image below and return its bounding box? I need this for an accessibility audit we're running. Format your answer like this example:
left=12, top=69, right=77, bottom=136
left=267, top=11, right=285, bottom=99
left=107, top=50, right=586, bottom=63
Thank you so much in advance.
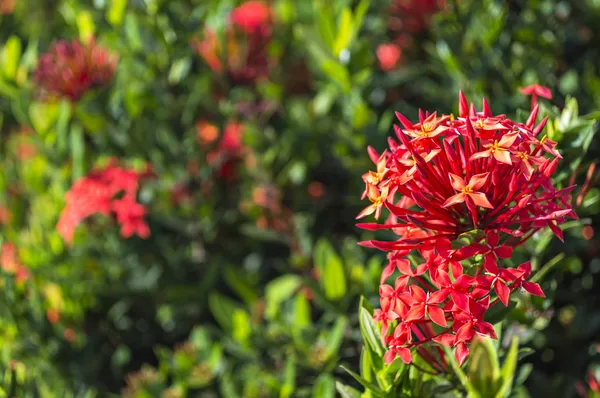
left=232, top=309, right=252, bottom=346
left=2, top=36, right=21, bottom=81
left=223, top=266, right=258, bottom=305
left=70, top=124, right=85, bottom=180
left=468, top=338, right=501, bottom=397
left=444, top=346, right=479, bottom=397
left=29, top=102, right=59, bottom=135
left=55, top=100, right=72, bottom=154
left=351, top=0, right=371, bottom=40
left=168, top=57, right=192, bottom=84
left=496, top=337, right=519, bottom=398
left=293, top=293, right=311, bottom=330
left=335, top=381, right=363, bottom=398
left=359, top=307, right=385, bottom=357
left=320, top=59, right=351, bottom=91
left=280, top=354, right=296, bottom=398
left=333, top=9, right=353, bottom=57
left=77, top=11, right=96, bottom=43
left=323, top=252, right=347, bottom=301
left=107, top=0, right=128, bottom=25
left=265, top=275, right=302, bottom=320
left=339, top=366, right=387, bottom=398
left=324, top=317, right=347, bottom=359
left=315, top=3, right=336, bottom=51
left=313, top=374, right=335, bottom=398
left=208, top=293, right=244, bottom=332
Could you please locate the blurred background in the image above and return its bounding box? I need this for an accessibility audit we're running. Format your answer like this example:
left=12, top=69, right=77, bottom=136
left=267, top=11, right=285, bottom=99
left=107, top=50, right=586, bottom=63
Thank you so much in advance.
left=0, top=0, right=599, bottom=396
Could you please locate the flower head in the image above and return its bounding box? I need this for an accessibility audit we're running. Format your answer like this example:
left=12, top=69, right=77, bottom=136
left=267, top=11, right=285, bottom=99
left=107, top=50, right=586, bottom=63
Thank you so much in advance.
left=377, top=43, right=402, bottom=71
left=520, top=84, right=552, bottom=109
left=230, top=1, right=271, bottom=34
left=34, top=39, right=118, bottom=102
left=191, top=2, right=272, bottom=84
left=358, top=90, right=574, bottom=367
left=57, top=162, right=150, bottom=243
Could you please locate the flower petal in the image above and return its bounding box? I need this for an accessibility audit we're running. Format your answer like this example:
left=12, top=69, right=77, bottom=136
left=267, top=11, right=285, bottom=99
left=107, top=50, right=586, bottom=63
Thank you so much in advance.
left=468, top=192, right=494, bottom=209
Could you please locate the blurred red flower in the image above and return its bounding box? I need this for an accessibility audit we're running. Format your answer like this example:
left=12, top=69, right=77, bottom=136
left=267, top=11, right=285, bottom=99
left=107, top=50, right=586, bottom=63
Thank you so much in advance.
left=34, top=39, right=118, bottom=102
left=57, top=163, right=150, bottom=243
left=520, top=84, right=552, bottom=109
left=231, top=1, right=271, bottom=34
left=377, top=43, right=402, bottom=71
left=191, top=2, right=273, bottom=84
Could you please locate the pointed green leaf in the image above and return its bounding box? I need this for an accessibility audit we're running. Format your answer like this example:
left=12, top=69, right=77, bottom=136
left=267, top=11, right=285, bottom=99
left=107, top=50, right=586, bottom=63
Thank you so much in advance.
left=208, top=293, right=244, bottom=332
left=496, top=337, right=519, bottom=398
left=333, top=9, right=353, bottom=57
left=313, top=374, right=335, bottom=398
left=335, top=382, right=361, bottom=398
left=2, top=36, right=21, bottom=80
left=323, top=251, right=346, bottom=300
left=324, top=317, right=347, bottom=359
left=265, top=275, right=302, bottom=320
left=107, top=0, right=128, bottom=26
left=359, top=307, right=385, bottom=357
left=77, top=11, right=96, bottom=43
left=70, top=124, right=85, bottom=180
left=280, top=354, right=296, bottom=398
left=293, top=293, right=311, bottom=330
left=339, top=366, right=387, bottom=398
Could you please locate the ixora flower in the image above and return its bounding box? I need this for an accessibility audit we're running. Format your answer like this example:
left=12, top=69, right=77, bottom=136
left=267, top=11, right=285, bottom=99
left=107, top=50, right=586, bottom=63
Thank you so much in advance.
left=357, top=91, right=576, bottom=367
left=520, top=84, right=552, bottom=109
left=204, top=122, right=247, bottom=180
left=191, top=2, right=272, bottom=84
left=57, top=162, right=151, bottom=243
left=34, top=39, right=118, bottom=102
left=388, top=0, right=446, bottom=47
left=377, top=43, right=402, bottom=72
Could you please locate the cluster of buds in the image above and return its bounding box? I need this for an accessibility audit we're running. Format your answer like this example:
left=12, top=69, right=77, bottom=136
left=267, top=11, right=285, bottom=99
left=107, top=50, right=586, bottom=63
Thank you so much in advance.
left=377, top=0, right=446, bottom=71
left=357, top=91, right=576, bottom=366
left=191, top=1, right=272, bottom=84
left=57, top=161, right=151, bottom=243
left=197, top=120, right=247, bottom=180
left=34, top=39, right=118, bottom=102
left=0, top=243, right=30, bottom=283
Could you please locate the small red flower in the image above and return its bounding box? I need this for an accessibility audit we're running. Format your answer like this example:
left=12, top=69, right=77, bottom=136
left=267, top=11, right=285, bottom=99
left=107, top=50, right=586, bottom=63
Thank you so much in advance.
left=230, top=1, right=271, bottom=34
left=520, top=84, right=552, bottom=109
left=57, top=163, right=150, bottom=243
left=205, top=122, right=246, bottom=180
left=34, top=39, right=118, bottom=102
left=191, top=2, right=273, bottom=84
left=377, top=43, right=402, bottom=71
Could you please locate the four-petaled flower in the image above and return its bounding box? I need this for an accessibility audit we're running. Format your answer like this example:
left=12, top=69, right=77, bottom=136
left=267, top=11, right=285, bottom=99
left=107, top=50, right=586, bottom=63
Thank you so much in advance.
left=443, top=172, right=493, bottom=209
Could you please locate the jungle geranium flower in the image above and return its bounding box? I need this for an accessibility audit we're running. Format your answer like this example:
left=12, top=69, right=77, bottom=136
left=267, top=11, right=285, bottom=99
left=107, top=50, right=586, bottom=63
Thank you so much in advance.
left=230, top=1, right=271, bottom=34
left=34, top=39, right=118, bottom=102
left=191, top=2, right=272, bottom=84
left=377, top=43, right=402, bottom=71
left=205, top=122, right=246, bottom=180
left=388, top=0, right=446, bottom=47
left=357, top=90, right=575, bottom=367
left=57, top=162, right=150, bottom=243
left=520, top=84, right=552, bottom=109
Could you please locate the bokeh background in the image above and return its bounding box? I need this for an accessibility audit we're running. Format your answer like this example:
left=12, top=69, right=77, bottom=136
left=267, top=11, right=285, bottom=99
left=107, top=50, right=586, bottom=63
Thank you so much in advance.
left=0, top=0, right=599, bottom=396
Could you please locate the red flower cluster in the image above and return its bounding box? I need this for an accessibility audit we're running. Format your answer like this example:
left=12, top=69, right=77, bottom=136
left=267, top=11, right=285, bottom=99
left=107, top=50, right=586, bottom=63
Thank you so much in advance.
left=358, top=91, right=576, bottom=366
left=1, top=243, right=30, bottom=283
left=191, top=1, right=272, bottom=84
left=57, top=163, right=150, bottom=243
left=34, top=39, right=118, bottom=102
left=198, top=121, right=247, bottom=180
left=389, top=0, right=446, bottom=44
